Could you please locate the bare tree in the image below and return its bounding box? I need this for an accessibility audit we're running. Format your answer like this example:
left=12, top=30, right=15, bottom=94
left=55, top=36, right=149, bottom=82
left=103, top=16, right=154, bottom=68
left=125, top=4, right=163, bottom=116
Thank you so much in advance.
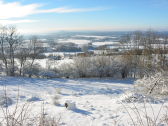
left=0, top=26, right=8, bottom=75
left=0, top=26, right=22, bottom=76
left=17, top=46, right=30, bottom=76
left=27, top=36, right=42, bottom=77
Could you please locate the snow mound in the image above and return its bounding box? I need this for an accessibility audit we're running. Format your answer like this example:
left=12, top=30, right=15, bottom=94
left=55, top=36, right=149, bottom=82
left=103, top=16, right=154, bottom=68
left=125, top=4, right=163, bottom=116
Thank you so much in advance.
left=65, top=100, right=76, bottom=110
left=27, top=96, right=42, bottom=102
left=0, top=96, right=13, bottom=107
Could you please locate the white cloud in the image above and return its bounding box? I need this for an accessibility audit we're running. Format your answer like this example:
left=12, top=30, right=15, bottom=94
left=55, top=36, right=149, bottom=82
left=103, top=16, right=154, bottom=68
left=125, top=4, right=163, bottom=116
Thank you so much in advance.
left=36, top=7, right=105, bottom=13
left=0, top=0, right=104, bottom=20
left=0, top=1, right=40, bottom=19
left=0, top=19, right=38, bottom=25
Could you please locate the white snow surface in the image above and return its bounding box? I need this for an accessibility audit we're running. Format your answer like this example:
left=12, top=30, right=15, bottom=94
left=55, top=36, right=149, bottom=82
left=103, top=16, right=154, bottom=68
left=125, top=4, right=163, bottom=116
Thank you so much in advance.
left=58, top=39, right=91, bottom=45
left=0, top=77, right=167, bottom=126
left=92, top=42, right=120, bottom=46
left=74, top=35, right=117, bottom=39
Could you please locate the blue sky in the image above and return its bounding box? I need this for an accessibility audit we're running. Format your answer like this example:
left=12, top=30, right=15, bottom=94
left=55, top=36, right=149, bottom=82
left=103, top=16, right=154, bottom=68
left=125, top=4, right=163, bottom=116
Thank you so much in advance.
left=0, top=0, right=168, bottom=33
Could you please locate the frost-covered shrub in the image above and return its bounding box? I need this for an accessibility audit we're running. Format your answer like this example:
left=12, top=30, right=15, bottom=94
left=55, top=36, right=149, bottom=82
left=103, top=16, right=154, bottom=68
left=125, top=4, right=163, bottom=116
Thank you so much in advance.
left=55, top=88, right=62, bottom=94
left=56, top=56, right=132, bottom=78
left=59, top=63, right=76, bottom=78
left=121, top=93, right=163, bottom=104
left=0, top=96, right=13, bottom=107
left=92, top=56, right=116, bottom=77
left=73, top=57, right=91, bottom=78
left=73, top=56, right=118, bottom=78
left=52, top=95, right=61, bottom=106
left=38, top=115, right=60, bottom=126
left=135, top=72, right=168, bottom=96
left=122, top=93, right=146, bottom=103
left=39, top=69, right=56, bottom=78
left=23, top=63, right=41, bottom=77
left=52, top=88, right=62, bottom=106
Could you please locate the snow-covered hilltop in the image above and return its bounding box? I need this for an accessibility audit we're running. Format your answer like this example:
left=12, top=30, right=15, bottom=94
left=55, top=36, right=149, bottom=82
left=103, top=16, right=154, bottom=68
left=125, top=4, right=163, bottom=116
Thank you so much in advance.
left=0, top=77, right=167, bottom=126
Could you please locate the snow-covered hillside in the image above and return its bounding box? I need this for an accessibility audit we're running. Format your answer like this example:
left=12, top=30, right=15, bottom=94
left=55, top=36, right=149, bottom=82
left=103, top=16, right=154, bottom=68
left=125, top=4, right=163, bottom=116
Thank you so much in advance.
left=0, top=77, right=167, bottom=126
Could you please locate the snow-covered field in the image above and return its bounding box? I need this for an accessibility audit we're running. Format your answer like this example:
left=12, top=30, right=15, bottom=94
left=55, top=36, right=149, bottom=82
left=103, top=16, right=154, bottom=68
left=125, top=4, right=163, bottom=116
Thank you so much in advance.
left=58, top=39, right=91, bottom=45
left=92, top=41, right=120, bottom=46
left=0, top=77, right=167, bottom=126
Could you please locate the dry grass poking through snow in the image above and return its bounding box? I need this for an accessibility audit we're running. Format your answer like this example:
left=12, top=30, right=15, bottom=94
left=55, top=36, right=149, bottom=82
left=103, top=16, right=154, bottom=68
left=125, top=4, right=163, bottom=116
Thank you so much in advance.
left=0, top=87, right=60, bottom=126
left=120, top=100, right=168, bottom=126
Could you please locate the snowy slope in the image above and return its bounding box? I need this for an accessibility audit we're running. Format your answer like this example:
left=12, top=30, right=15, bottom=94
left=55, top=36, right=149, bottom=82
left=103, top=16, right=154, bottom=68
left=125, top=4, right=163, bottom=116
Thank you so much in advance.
left=0, top=77, right=167, bottom=126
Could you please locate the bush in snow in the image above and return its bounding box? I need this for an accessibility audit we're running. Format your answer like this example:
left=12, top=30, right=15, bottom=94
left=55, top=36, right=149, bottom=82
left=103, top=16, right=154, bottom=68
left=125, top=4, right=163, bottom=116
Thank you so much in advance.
left=73, top=57, right=92, bottom=78
left=135, top=71, right=168, bottom=97
left=59, top=63, right=76, bottom=78
left=38, top=115, right=60, bottom=126
left=0, top=96, right=13, bottom=107
left=92, top=56, right=117, bottom=78
left=52, top=95, right=61, bottom=106
left=73, top=56, right=118, bottom=78
left=23, top=63, right=41, bottom=77
left=121, top=93, right=164, bottom=104
left=39, top=69, right=56, bottom=78
left=55, top=88, right=62, bottom=94
left=51, top=55, right=134, bottom=78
